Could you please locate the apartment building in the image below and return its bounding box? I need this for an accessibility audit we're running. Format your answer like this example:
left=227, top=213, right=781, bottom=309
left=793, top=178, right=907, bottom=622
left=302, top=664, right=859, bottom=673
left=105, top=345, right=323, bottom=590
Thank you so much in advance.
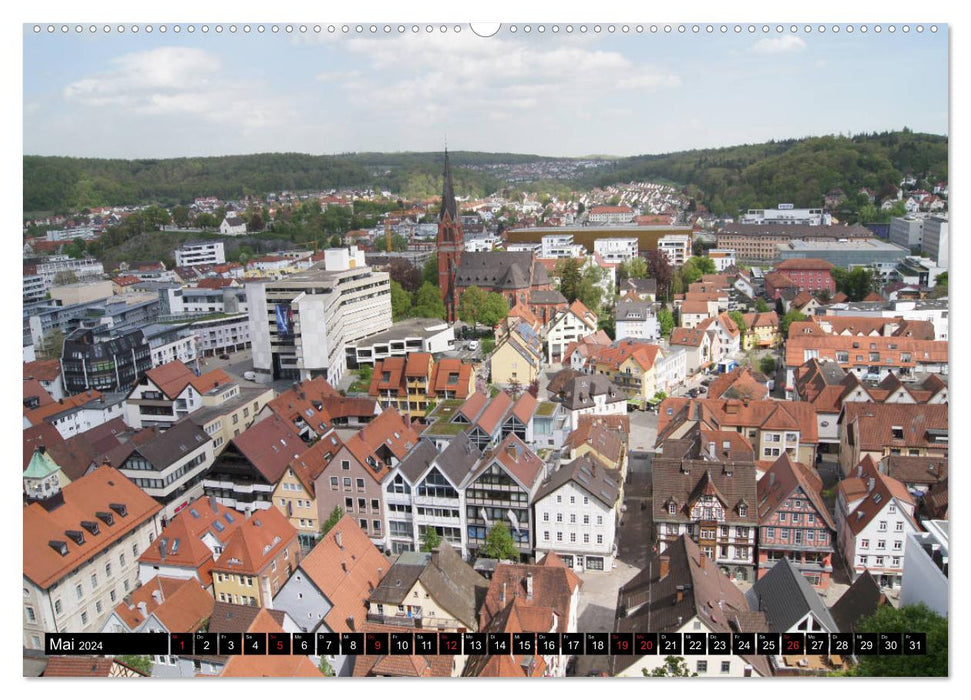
left=657, top=234, right=691, bottom=266
left=23, top=465, right=163, bottom=649
left=175, top=240, right=226, bottom=268
left=248, top=246, right=392, bottom=385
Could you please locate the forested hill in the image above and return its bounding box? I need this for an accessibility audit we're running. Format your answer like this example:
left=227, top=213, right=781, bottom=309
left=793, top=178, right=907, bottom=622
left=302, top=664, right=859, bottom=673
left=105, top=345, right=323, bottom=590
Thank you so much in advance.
left=24, top=131, right=946, bottom=215
left=582, top=130, right=948, bottom=215
left=22, top=150, right=541, bottom=213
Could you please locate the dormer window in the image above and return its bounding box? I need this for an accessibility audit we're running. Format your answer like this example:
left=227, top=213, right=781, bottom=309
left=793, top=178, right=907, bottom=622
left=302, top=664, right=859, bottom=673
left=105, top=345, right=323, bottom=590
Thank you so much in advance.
left=891, top=426, right=904, bottom=440
left=109, top=503, right=128, bottom=518
left=49, top=540, right=69, bottom=556
left=65, top=530, right=85, bottom=546
left=96, top=511, right=114, bottom=526
left=668, top=501, right=677, bottom=515
left=81, top=521, right=100, bottom=536
left=738, top=505, right=748, bottom=517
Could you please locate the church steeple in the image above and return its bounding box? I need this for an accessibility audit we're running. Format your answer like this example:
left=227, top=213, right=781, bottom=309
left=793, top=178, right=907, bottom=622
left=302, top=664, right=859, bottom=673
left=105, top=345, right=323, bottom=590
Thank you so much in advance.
left=439, top=148, right=458, bottom=222
left=436, top=148, right=464, bottom=323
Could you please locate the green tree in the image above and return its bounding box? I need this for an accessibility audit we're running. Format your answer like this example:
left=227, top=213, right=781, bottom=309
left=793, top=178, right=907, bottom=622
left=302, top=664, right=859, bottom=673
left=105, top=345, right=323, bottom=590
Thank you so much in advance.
left=412, top=282, right=446, bottom=320
left=644, top=249, right=673, bottom=301
left=390, top=281, right=413, bottom=321
left=556, top=258, right=583, bottom=303
left=116, top=655, right=153, bottom=675
left=759, top=356, right=777, bottom=375
left=422, top=256, right=439, bottom=286
left=577, top=265, right=605, bottom=314
left=688, top=256, right=716, bottom=276
left=617, top=256, right=647, bottom=285
left=657, top=308, right=675, bottom=338
left=38, top=328, right=66, bottom=360
left=755, top=298, right=770, bottom=313
left=779, top=310, right=807, bottom=336
left=420, top=526, right=442, bottom=552
left=459, top=285, right=488, bottom=329
left=479, top=521, right=520, bottom=560
left=644, top=656, right=698, bottom=677
left=318, top=657, right=335, bottom=676
left=52, top=270, right=78, bottom=286
left=728, top=310, right=747, bottom=346
left=171, top=205, right=190, bottom=228
left=479, top=292, right=510, bottom=329
left=320, top=506, right=344, bottom=536
left=842, top=604, right=947, bottom=677
left=832, top=266, right=876, bottom=301
left=932, top=271, right=947, bottom=298
left=194, top=212, right=219, bottom=230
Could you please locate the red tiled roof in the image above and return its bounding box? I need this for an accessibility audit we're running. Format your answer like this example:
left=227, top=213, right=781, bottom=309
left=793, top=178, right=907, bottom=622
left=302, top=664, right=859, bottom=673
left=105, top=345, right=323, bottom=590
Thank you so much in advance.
left=220, top=609, right=322, bottom=677
left=23, top=389, right=104, bottom=426
left=143, top=361, right=196, bottom=399
left=43, top=657, right=146, bottom=677
left=297, top=516, right=390, bottom=634
left=23, top=359, right=61, bottom=382
left=776, top=258, right=834, bottom=271
left=24, top=467, right=162, bottom=589
left=231, top=414, right=304, bottom=484
left=211, top=507, right=297, bottom=577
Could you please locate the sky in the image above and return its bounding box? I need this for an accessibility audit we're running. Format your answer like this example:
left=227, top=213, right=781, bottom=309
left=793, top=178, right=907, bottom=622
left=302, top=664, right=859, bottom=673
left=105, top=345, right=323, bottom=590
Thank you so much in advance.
left=22, top=24, right=949, bottom=159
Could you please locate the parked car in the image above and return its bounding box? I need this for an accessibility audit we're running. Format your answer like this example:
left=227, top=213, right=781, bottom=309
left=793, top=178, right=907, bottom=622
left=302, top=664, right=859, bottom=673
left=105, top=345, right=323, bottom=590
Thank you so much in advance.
left=467, top=340, right=479, bottom=351
left=687, top=388, right=699, bottom=398
left=243, top=370, right=257, bottom=381
left=218, top=353, right=230, bottom=360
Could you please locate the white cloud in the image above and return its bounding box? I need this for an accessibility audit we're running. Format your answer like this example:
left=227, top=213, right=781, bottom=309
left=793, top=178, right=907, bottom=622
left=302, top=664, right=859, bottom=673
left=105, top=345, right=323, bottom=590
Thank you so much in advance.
left=751, top=35, right=807, bottom=54
left=63, top=46, right=289, bottom=130
left=333, top=34, right=680, bottom=122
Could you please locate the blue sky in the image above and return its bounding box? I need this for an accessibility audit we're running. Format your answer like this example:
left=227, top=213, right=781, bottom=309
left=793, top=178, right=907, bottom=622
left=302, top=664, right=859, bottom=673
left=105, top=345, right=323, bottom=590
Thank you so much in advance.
left=23, top=25, right=948, bottom=158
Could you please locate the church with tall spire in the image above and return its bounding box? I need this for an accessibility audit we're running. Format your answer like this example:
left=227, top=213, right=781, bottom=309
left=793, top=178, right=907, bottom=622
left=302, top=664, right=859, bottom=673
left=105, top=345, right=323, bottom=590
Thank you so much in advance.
left=437, top=149, right=464, bottom=323
left=436, top=149, right=567, bottom=326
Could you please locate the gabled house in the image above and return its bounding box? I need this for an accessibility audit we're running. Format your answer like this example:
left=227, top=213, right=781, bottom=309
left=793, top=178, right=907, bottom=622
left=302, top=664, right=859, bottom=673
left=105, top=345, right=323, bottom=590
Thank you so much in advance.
left=670, top=326, right=714, bottom=375
left=106, top=419, right=216, bottom=520
left=464, top=434, right=545, bottom=559
left=351, top=621, right=460, bottom=677
left=652, top=427, right=758, bottom=582
left=137, top=496, right=245, bottom=589
left=313, top=408, right=418, bottom=545
left=613, top=536, right=772, bottom=677
left=549, top=373, right=628, bottom=430
left=491, top=322, right=543, bottom=386
left=614, top=295, right=660, bottom=342
left=748, top=558, right=838, bottom=634
left=658, top=396, right=819, bottom=466
left=272, top=515, right=390, bottom=675
left=828, top=570, right=887, bottom=633
left=273, top=432, right=343, bottom=550
left=366, top=540, right=488, bottom=631
left=210, top=506, right=300, bottom=607
left=124, top=361, right=233, bottom=430
left=533, top=454, right=621, bottom=571
left=470, top=553, right=581, bottom=678
left=838, top=403, right=948, bottom=476
left=202, top=414, right=304, bottom=514
left=699, top=312, right=741, bottom=363
left=255, top=376, right=340, bottom=442
left=740, top=311, right=781, bottom=350
left=546, top=299, right=599, bottom=363
left=585, top=340, right=662, bottom=407
left=707, top=366, right=770, bottom=402
left=756, top=454, right=836, bottom=588
left=384, top=434, right=482, bottom=556
left=835, top=456, right=920, bottom=589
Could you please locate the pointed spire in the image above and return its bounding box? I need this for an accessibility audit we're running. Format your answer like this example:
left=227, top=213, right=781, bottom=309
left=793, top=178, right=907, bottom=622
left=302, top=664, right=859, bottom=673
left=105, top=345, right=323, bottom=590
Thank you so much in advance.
left=439, top=148, right=458, bottom=222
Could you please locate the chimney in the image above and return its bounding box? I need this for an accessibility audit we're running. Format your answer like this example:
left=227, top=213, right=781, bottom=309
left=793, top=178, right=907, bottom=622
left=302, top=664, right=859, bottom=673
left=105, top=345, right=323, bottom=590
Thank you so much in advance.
left=526, top=573, right=534, bottom=600
left=658, top=555, right=670, bottom=580
left=699, top=552, right=708, bottom=569
left=335, top=531, right=344, bottom=549
left=500, top=582, right=506, bottom=603
left=341, top=561, right=347, bottom=573
left=707, top=441, right=716, bottom=459
left=151, top=589, right=163, bottom=605
left=676, top=585, right=685, bottom=603
left=209, top=496, right=218, bottom=513
left=137, top=601, right=148, bottom=617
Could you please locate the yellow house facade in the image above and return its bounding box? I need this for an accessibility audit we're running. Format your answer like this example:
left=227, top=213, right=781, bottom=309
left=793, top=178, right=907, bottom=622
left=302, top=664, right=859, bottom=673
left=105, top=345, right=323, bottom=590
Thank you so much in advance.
left=490, top=336, right=542, bottom=385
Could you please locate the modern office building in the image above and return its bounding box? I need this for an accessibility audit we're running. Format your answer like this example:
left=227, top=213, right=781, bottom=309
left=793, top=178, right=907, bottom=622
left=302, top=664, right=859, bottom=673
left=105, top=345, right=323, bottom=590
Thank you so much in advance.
left=247, top=246, right=392, bottom=384
left=921, top=216, right=949, bottom=268
left=889, top=216, right=924, bottom=250
left=740, top=206, right=828, bottom=226
left=174, top=240, right=226, bottom=268
left=60, top=327, right=152, bottom=393
left=657, top=234, right=692, bottom=266
left=776, top=238, right=909, bottom=268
